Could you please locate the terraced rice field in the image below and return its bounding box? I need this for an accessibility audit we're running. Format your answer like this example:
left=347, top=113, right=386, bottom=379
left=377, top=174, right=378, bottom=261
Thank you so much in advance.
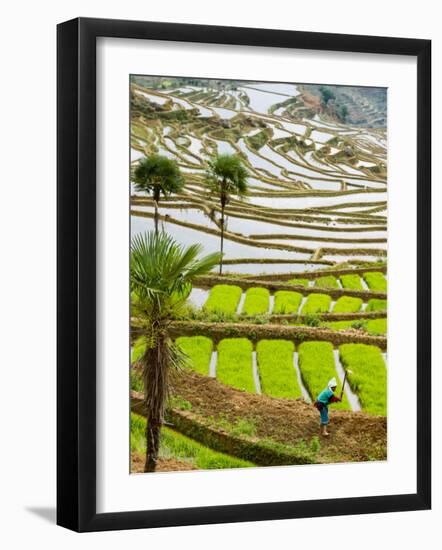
left=273, top=290, right=303, bottom=314
left=297, top=341, right=351, bottom=410
left=363, top=271, right=387, bottom=291
left=242, top=287, right=270, bottom=315
left=332, top=296, right=363, bottom=313
left=175, top=336, right=213, bottom=375
left=301, top=293, right=332, bottom=314
left=130, top=76, right=388, bottom=471
left=172, top=335, right=386, bottom=415
left=256, top=340, right=301, bottom=399
left=131, top=78, right=387, bottom=272
left=339, top=274, right=365, bottom=290
left=199, top=283, right=386, bottom=316
left=203, top=284, right=242, bottom=314
left=339, top=344, right=386, bottom=415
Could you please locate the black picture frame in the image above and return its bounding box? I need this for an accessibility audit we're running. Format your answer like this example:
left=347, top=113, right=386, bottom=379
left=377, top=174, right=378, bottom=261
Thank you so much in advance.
left=57, top=17, right=431, bottom=532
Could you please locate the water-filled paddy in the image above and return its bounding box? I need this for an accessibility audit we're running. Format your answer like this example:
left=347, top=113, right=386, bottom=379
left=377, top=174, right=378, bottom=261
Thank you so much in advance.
left=236, top=83, right=300, bottom=115
left=134, top=89, right=169, bottom=105
left=131, top=79, right=387, bottom=268
left=131, top=214, right=313, bottom=261
left=245, top=191, right=387, bottom=210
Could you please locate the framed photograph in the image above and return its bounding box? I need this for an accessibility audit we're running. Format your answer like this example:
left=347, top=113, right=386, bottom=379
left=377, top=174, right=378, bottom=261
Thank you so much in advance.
left=57, top=17, right=431, bottom=532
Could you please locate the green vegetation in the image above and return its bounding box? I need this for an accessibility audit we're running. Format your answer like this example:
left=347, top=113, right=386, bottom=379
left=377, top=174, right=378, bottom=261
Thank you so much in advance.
left=314, top=275, right=339, bottom=289
left=366, top=318, right=387, bottom=335
left=129, top=81, right=389, bottom=470
left=322, top=318, right=387, bottom=336
left=178, top=304, right=276, bottom=325
left=366, top=298, right=387, bottom=312
left=337, top=105, right=349, bottom=123
left=256, top=340, right=301, bottom=399
left=242, top=287, right=270, bottom=315
left=269, top=96, right=299, bottom=115
left=339, top=344, right=386, bottom=415
left=297, top=341, right=350, bottom=410
left=301, top=293, right=332, bottom=314
left=289, top=278, right=310, bottom=287
left=168, top=395, right=192, bottom=411
left=202, top=413, right=321, bottom=464
left=206, top=414, right=258, bottom=437
left=130, top=231, right=220, bottom=472
left=204, top=284, right=242, bottom=314
left=303, top=313, right=321, bottom=327
left=132, top=154, right=184, bottom=234
left=319, top=86, right=336, bottom=105
left=206, top=154, right=249, bottom=274
left=229, top=418, right=258, bottom=438
left=131, top=413, right=254, bottom=469
left=131, top=336, right=146, bottom=364
left=322, top=320, right=356, bottom=331
left=130, top=368, right=143, bottom=392
left=217, top=338, right=255, bottom=393
left=175, top=336, right=213, bottom=375
left=179, top=304, right=238, bottom=323
left=273, top=290, right=303, bottom=314
left=247, top=129, right=271, bottom=151
left=339, top=274, right=364, bottom=290
left=332, top=296, right=363, bottom=313
left=363, top=272, right=387, bottom=292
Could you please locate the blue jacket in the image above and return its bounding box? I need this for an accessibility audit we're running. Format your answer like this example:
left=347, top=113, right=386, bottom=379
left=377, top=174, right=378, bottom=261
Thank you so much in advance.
left=317, top=387, right=334, bottom=405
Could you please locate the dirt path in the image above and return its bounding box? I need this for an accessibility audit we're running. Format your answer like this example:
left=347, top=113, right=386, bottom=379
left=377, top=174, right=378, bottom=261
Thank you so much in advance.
left=131, top=452, right=197, bottom=473
left=170, top=370, right=387, bottom=463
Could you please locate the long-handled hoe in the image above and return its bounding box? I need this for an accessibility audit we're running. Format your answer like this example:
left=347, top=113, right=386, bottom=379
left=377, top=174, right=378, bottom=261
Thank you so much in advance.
left=340, top=369, right=353, bottom=400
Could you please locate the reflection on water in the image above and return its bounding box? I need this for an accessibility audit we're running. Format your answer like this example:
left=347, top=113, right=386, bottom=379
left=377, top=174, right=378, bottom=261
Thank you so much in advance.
left=130, top=80, right=387, bottom=272
left=216, top=141, right=235, bottom=155
left=132, top=206, right=215, bottom=228
left=188, top=287, right=209, bottom=308
left=238, top=83, right=300, bottom=114
left=131, top=214, right=313, bottom=262
left=246, top=191, right=387, bottom=210
left=225, top=214, right=386, bottom=239
left=210, top=106, right=237, bottom=119
left=237, top=139, right=283, bottom=178
left=135, top=89, right=169, bottom=105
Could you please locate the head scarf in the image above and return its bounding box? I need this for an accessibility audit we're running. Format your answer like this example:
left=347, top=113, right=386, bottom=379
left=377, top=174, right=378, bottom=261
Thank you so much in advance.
left=328, top=377, right=337, bottom=390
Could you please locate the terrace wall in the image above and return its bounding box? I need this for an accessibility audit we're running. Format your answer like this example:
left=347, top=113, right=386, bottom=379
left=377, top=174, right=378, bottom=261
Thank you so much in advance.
left=166, top=320, right=387, bottom=350
left=194, top=275, right=387, bottom=300
left=131, top=391, right=316, bottom=466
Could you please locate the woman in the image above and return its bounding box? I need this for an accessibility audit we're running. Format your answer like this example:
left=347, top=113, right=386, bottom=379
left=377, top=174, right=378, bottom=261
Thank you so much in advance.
left=314, top=377, right=341, bottom=436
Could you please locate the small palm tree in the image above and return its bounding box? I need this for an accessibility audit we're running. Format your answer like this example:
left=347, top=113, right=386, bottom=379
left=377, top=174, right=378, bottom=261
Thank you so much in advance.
left=206, top=154, right=249, bottom=274
left=132, top=155, right=184, bottom=234
left=131, top=231, right=220, bottom=472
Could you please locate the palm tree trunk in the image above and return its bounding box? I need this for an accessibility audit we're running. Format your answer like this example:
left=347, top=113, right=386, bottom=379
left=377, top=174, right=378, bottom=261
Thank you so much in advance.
left=153, top=187, right=160, bottom=235
left=154, top=202, right=159, bottom=235
left=219, top=186, right=227, bottom=275
left=142, top=321, right=168, bottom=473
left=219, top=202, right=225, bottom=275
left=144, top=416, right=161, bottom=472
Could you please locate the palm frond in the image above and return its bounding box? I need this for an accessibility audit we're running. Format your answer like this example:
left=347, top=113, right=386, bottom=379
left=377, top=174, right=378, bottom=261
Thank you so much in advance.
left=132, top=154, right=184, bottom=197
left=130, top=231, right=220, bottom=311
left=205, top=153, right=249, bottom=198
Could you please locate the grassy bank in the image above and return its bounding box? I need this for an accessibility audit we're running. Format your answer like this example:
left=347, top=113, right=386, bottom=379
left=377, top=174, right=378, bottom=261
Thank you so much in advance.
left=131, top=413, right=254, bottom=470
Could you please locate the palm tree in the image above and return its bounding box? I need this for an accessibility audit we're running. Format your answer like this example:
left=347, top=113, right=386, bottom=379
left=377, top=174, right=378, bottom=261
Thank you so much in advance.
left=206, top=154, right=249, bottom=274
left=132, top=154, right=184, bottom=234
left=131, top=231, right=220, bottom=472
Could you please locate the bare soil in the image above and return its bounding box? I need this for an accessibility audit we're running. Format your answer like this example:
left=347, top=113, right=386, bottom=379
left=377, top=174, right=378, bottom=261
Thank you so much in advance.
left=131, top=452, right=197, bottom=473
left=170, top=370, right=387, bottom=463
left=300, top=90, right=322, bottom=111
